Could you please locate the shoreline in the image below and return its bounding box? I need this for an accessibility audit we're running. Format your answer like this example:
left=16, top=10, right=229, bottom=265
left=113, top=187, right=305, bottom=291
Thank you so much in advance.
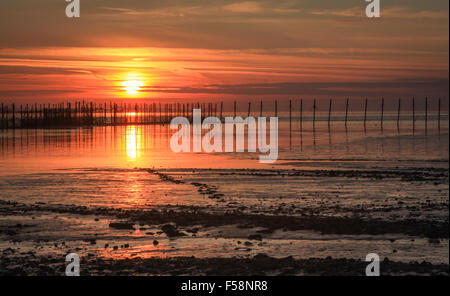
left=1, top=200, right=448, bottom=238
left=1, top=253, right=448, bottom=276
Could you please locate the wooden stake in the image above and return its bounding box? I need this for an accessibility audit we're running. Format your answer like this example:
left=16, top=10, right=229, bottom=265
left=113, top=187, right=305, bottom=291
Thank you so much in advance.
left=12, top=103, right=15, bottom=129
left=438, top=97, right=441, bottom=131
left=425, top=97, right=428, bottom=130
left=328, top=98, right=332, bottom=126
left=344, top=98, right=349, bottom=127
left=364, top=98, right=368, bottom=126
left=313, top=98, right=316, bottom=127
left=289, top=99, right=292, bottom=133
left=299, top=99, right=303, bottom=131
left=1, top=103, right=4, bottom=129
left=260, top=100, right=263, bottom=117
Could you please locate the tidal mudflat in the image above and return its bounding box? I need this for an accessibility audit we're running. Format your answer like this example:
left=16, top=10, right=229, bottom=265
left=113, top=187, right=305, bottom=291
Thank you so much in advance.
left=0, top=116, right=448, bottom=275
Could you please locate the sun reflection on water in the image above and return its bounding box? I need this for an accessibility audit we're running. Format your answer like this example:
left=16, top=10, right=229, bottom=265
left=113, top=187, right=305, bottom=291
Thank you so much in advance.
left=126, top=126, right=141, bottom=161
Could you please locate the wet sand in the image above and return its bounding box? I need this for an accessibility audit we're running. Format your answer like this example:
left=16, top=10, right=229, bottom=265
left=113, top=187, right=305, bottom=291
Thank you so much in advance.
left=2, top=253, right=448, bottom=276
left=0, top=165, right=448, bottom=276
left=0, top=121, right=448, bottom=276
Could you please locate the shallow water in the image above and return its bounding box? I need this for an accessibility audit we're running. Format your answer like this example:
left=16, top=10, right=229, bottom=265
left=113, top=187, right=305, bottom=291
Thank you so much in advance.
left=0, top=112, right=448, bottom=269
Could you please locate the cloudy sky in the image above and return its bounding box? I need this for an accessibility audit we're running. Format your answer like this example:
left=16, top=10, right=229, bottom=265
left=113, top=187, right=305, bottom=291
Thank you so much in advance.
left=0, top=0, right=448, bottom=108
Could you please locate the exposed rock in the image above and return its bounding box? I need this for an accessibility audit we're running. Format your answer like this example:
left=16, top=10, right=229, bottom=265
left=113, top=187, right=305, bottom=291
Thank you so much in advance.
left=248, top=234, right=262, bottom=241
left=161, top=224, right=186, bottom=238
left=109, top=222, right=134, bottom=230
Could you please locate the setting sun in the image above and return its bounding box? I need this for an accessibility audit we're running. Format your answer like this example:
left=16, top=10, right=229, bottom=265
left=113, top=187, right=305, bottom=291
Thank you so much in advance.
left=122, top=79, right=144, bottom=96
left=0, top=0, right=449, bottom=279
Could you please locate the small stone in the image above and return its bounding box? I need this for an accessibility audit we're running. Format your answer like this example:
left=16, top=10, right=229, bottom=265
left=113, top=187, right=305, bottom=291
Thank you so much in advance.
left=248, top=234, right=262, bottom=241
left=161, top=224, right=185, bottom=238
left=109, top=222, right=134, bottom=230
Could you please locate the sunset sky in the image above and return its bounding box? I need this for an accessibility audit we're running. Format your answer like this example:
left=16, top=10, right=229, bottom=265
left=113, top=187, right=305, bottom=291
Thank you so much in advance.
left=0, top=0, right=448, bottom=107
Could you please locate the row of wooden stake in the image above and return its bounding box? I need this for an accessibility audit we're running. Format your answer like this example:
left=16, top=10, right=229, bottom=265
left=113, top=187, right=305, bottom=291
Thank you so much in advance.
left=0, top=97, right=444, bottom=130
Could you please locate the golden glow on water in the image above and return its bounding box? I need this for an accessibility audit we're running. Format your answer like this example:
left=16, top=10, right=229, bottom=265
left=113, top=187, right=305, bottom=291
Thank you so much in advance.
left=0, top=120, right=447, bottom=176
left=126, top=126, right=141, bottom=161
